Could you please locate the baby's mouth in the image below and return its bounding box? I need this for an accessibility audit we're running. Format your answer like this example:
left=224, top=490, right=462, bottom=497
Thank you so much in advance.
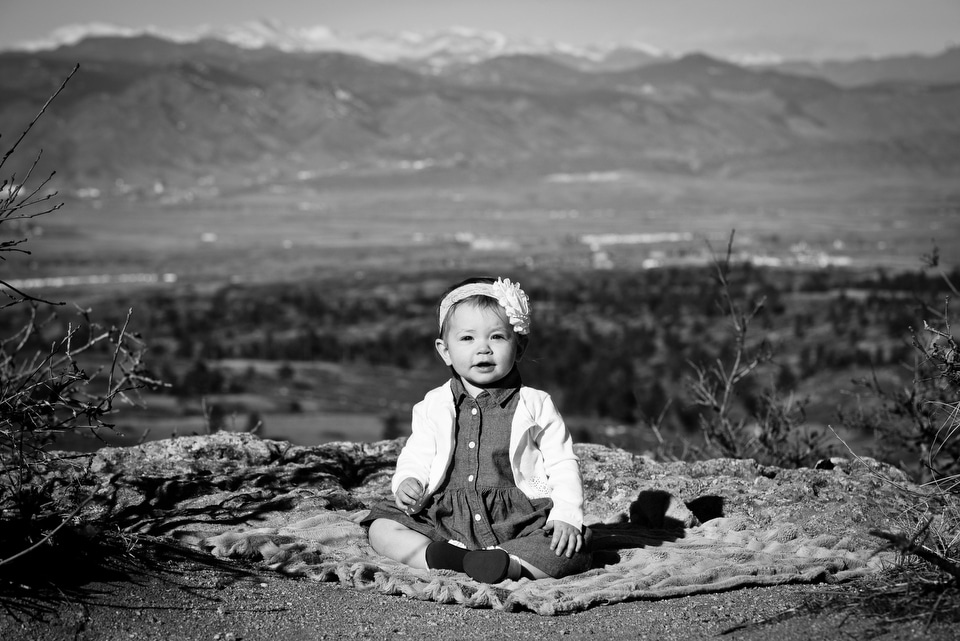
left=473, top=361, right=495, bottom=370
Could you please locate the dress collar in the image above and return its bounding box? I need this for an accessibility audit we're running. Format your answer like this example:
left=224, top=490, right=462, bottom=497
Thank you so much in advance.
left=449, top=366, right=522, bottom=408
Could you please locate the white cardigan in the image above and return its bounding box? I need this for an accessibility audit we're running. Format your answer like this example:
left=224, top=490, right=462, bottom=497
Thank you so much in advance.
left=392, top=381, right=584, bottom=530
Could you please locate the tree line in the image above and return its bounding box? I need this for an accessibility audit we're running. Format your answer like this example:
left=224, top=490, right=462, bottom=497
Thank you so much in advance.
left=7, top=263, right=950, bottom=431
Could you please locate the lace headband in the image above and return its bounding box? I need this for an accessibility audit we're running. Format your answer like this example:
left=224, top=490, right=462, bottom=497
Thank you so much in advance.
left=438, top=277, right=531, bottom=335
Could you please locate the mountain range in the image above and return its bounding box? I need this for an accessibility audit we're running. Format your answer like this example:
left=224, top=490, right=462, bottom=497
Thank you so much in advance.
left=11, top=21, right=960, bottom=82
left=2, top=23, right=959, bottom=195
left=7, top=21, right=669, bottom=73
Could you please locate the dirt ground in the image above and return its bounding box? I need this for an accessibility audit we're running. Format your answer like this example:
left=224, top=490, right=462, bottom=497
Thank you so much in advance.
left=1, top=537, right=956, bottom=641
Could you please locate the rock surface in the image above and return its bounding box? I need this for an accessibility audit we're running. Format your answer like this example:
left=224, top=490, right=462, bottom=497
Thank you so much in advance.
left=42, top=432, right=923, bottom=550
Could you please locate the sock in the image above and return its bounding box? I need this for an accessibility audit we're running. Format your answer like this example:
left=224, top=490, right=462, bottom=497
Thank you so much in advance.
left=462, top=550, right=521, bottom=583
left=424, top=541, right=468, bottom=571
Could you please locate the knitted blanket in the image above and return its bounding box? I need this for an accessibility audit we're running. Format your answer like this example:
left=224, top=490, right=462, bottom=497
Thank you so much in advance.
left=185, top=505, right=884, bottom=615
left=55, top=433, right=911, bottom=615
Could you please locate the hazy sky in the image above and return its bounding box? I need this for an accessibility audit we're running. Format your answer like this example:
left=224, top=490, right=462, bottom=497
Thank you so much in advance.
left=2, top=0, right=958, bottom=59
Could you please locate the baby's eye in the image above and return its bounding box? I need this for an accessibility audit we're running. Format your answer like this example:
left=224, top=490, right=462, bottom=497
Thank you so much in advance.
left=491, top=333, right=506, bottom=340
left=459, top=335, right=474, bottom=342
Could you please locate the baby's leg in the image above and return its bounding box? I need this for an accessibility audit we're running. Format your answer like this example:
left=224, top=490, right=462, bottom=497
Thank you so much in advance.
left=500, top=530, right=594, bottom=580
left=368, top=518, right=432, bottom=569
left=515, top=558, right=550, bottom=580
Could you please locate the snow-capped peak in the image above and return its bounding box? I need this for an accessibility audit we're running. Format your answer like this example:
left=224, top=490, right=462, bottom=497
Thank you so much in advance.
left=6, top=19, right=671, bottom=68
left=15, top=22, right=144, bottom=50
left=730, top=51, right=786, bottom=66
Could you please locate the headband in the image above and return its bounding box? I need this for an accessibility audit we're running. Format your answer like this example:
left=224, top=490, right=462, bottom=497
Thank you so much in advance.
left=438, top=277, right=531, bottom=335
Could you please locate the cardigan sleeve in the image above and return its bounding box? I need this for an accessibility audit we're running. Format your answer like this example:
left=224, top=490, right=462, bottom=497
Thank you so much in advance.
left=391, top=398, right=438, bottom=495
left=534, top=393, right=584, bottom=530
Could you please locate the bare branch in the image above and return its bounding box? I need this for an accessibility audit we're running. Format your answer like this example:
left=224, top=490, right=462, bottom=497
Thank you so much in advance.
left=107, top=310, right=134, bottom=396
left=0, top=64, right=78, bottom=172
left=870, top=527, right=960, bottom=583
left=0, top=279, right=64, bottom=306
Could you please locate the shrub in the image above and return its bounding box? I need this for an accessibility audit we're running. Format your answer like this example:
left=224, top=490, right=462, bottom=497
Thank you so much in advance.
left=831, top=250, right=960, bottom=599
left=0, top=67, right=157, bottom=569
left=685, top=232, right=834, bottom=467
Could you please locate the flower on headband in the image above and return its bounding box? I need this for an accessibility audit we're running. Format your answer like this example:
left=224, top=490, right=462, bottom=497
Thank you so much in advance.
left=491, top=277, right=531, bottom=335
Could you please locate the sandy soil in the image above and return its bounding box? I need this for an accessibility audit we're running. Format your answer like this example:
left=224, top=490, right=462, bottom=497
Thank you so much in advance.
left=1, top=537, right=955, bottom=641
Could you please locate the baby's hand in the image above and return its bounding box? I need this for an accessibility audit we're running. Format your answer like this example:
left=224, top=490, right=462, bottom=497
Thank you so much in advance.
left=545, top=520, right=583, bottom=558
left=394, top=478, right=424, bottom=514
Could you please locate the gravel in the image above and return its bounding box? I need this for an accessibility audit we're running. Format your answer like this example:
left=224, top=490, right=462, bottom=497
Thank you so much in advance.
left=1, top=538, right=955, bottom=641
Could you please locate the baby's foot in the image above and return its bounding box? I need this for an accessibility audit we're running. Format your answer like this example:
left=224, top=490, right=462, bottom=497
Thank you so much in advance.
left=462, top=549, right=521, bottom=583
left=425, top=541, right=468, bottom=571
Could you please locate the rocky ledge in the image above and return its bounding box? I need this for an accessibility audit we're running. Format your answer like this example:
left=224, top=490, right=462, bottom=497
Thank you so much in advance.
left=37, top=431, right=931, bottom=549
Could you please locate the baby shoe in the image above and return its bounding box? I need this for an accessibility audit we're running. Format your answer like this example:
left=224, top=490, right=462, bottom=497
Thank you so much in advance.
left=463, top=549, right=519, bottom=583
left=425, top=541, right=468, bottom=571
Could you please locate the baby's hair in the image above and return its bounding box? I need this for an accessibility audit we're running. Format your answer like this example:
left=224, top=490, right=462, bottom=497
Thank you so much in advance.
left=437, top=277, right=499, bottom=338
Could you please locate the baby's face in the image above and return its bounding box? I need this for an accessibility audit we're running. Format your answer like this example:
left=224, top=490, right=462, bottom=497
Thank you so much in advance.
left=435, top=303, right=520, bottom=396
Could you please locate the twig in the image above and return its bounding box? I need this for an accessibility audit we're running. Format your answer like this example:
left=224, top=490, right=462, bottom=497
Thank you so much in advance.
left=720, top=606, right=805, bottom=635
left=0, top=64, right=78, bottom=171
left=0, top=494, right=96, bottom=569
left=869, top=528, right=960, bottom=583
left=646, top=398, right=673, bottom=446
left=0, top=278, right=64, bottom=306
left=925, top=590, right=948, bottom=631
left=828, top=425, right=925, bottom=497
left=106, top=309, right=134, bottom=397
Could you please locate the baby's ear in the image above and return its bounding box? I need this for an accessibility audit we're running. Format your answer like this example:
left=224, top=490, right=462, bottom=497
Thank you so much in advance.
left=435, top=338, right=453, bottom=366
